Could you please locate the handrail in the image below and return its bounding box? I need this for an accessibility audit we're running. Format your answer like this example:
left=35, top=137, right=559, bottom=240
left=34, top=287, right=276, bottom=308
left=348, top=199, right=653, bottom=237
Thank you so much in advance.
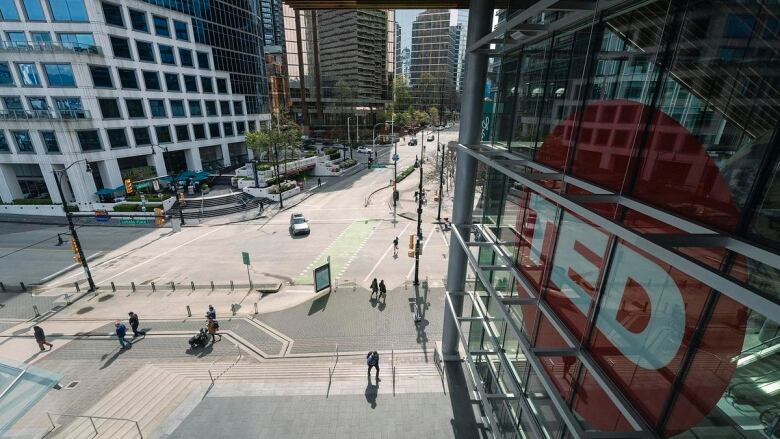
left=732, top=334, right=780, bottom=362
left=392, top=344, right=396, bottom=396
left=47, top=412, right=142, bottom=438
left=327, top=344, right=338, bottom=397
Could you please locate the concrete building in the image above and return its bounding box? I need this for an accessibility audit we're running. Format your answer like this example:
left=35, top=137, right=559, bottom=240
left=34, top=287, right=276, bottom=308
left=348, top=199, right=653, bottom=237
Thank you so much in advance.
left=283, top=7, right=395, bottom=137
left=409, top=9, right=460, bottom=111
left=398, top=47, right=411, bottom=83
left=0, top=0, right=272, bottom=209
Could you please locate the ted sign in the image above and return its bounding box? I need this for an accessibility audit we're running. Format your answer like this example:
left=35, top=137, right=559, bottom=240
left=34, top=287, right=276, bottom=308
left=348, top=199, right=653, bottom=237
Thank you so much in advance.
left=520, top=100, right=748, bottom=435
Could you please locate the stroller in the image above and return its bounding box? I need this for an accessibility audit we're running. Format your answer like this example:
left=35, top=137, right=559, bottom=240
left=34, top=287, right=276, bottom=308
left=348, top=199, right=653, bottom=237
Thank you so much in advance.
left=189, top=327, right=209, bottom=348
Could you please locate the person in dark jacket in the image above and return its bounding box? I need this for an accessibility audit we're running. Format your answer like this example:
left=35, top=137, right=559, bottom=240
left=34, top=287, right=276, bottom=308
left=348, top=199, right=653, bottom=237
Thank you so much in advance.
left=378, top=280, right=387, bottom=303
left=115, top=322, right=130, bottom=349
left=370, top=278, right=379, bottom=299
left=128, top=311, right=144, bottom=337
left=33, top=326, right=53, bottom=351
left=366, top=351, right=380, bottom=378
left=206, top=305, right=216, bottom=320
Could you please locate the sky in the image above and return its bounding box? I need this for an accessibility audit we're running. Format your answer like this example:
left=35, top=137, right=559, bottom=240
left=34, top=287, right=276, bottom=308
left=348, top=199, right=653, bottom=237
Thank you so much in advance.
left=394, top=9, right=422, bottom=52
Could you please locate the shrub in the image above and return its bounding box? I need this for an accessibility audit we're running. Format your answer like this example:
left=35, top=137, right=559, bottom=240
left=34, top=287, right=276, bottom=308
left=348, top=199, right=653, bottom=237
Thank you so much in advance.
left=12, top=198, right=53, bottom=205
left=125, top=193, right=167, bottom=202
left=268, top=180, right=297, bottom=194
left=112, top=203, right=139, bottom=212
left=341, top=159, right=357, bottom=169
left=328, top=152, right=341, bottom=161
left=396, top=165, right=416, bottom=183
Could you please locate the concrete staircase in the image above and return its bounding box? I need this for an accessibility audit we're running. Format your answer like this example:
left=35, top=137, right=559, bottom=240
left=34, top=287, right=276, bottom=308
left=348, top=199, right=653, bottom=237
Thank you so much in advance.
left=169, top=192, right=274, bottom=220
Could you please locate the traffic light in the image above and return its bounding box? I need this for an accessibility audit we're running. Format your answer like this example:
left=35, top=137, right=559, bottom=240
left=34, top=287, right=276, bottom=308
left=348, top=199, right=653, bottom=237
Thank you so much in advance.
left=124, top=178, right=133, bottom=194
left=154, top=208, right=164, bottom=226
left=408, top=235, right=415, bottom=258
left=70, top=238, right=81, bottom=263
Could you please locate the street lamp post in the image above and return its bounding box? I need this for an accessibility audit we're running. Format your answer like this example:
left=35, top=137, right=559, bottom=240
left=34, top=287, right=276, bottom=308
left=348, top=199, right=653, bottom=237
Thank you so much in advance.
left=414, top=128, right=424, bottom=286
left=436, top=121, right=445, bottom=221
left=53, top=160, right=96, bottom=292
left=149, top=144, right=184, bottom=226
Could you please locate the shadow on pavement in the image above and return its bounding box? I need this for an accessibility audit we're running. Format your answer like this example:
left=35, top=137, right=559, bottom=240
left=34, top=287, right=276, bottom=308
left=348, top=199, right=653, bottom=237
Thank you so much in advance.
left=445, top=361, right=490, bottom=439
left=364, top=374, right=378, bottom=409
left=308, top=292, right=330, bottom=315
left=99, top=343, right=132, bottom=370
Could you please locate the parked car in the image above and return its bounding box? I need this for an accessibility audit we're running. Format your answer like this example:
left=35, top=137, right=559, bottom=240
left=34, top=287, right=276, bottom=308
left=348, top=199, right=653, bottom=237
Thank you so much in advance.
left=356, top=146, right=371, bottom=154
left=408, top=138, right=418, bottom=146
left=427, top=134, right=435, bottom=141
left=289, top=213, right=310, bottom=236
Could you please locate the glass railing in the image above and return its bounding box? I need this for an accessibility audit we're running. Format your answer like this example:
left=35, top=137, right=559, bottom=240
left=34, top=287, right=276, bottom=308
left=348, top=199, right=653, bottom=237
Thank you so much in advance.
left=0, top=109, right=91, bottom=120
left=0, top=41, right=101, bottom=55
left=0, top=357, right=61, bottom=436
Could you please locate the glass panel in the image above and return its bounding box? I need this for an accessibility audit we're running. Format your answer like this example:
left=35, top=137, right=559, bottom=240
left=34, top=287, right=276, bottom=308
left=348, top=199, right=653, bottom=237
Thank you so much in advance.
left=43, top=64, right=75, bottom=87
left=173, top=19, right=188, bottom=41
left=89, top=66, right=113, bottom=88
left=40, top=131, right=59, bottom=152
left=46, top=0, right=87, bottom=22
left=77, top=130, right=101, bottom=151
left=132, top=127, right=150, bottom=146
left=110, top=36, right=131, bottom=59
left=159, top=44, right=175, bottom=65
left=22, top=0, right=45, bottom=20
left=98, top=98, right=120, bottom=119
left=136, top=41, right=155, bottom=62
left=0, top=63, right=13, bottom=86
left=106, top=128, right=128, bottom=148
left=153, top=15, right=169, bottom=37
left=0, top=0, right=20, bottom=20
left=129, top=9, right=147, bottom=32
left=117, top=69, right=138, bottom=89
left=17, top=64, right=41, bottom=87
left=101, top=2, right=123, bottom=27
left=149, top=99, right=165, bottom=117
left=155, top=126, right=171, bottom=143
left=179, top=48, right=193, bottom=67
left=165, top=73, right=180, bottom=92
left=571, top=365, right=633, bottom=432
left=142, top=71, right=160, bottom=90
left=125, top=99, right=144, bottom=118
left=525, top=367, right=563, bottom=439
left=12, top=131, right=34, bottom=152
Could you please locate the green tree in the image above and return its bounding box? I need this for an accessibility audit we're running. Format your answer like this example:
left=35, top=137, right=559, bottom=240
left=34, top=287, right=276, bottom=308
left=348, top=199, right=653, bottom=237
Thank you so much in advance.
left=245, top=115, right=302, bottom=207
left=393, top=77, right=411, bottom=110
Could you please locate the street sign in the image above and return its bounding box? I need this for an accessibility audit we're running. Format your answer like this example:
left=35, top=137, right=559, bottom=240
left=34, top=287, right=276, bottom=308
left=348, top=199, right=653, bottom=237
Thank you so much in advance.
left=119, top=218, right=152, bottom=225
left=152, top=179, right=160, bottom=191
left=314, top=261, right=331, bottom=293
left=242, top=251, right=250, bottom=266
left=392, top=154, right=399, bottom=161
left=95, top=210, right=109, bottom=222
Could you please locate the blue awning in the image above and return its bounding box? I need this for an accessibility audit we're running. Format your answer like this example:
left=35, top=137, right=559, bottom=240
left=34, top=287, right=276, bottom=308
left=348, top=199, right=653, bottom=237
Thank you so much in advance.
left=95, top=188, right=116, bottom=196
left=192, top=172, right=210, bottom=182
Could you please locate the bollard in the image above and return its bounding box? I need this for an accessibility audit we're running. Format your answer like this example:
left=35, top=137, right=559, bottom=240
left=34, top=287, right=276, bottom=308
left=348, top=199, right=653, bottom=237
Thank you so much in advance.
left=186, top=305, right=191, bottom=317
left=111, top=282, right=116, bottom=292
left=33, top=305, right=39, bottom=317
left=75, top=282, right=80, bottom=292
left=131, top=282, right=136, bottom=292
left=210, top=281, right=214, bottom=291
left=335, top=279, right=339, bottom=291
left=249, top=279, right=253, bottom=290
left=353, top=279, right=356, bottom=291
left=231, top=304, right=236, bottom=315
left=230, top=280, right=234, bottom=291
left=0, top=282, right=5, bottom=292
left=171, top=281, right=175, bottom=292
left=191, top=281, right=195, bottom=291
left=254, top=302, right=258, bottom=314
left=65, top=293, right=70, bottom=305
left=151, top=282, right=156, bottom=292
left=20, top=282, right=26, bottom=291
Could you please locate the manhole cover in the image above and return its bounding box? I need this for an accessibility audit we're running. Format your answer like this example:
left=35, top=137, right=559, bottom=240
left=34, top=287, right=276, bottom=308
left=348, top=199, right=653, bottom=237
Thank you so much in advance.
left=65, top=381, right=79, bottom=389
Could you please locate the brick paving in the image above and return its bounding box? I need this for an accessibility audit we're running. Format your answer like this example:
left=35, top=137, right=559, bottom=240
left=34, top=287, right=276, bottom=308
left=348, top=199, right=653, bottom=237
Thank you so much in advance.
left=0, top=293, right=57, bottom=320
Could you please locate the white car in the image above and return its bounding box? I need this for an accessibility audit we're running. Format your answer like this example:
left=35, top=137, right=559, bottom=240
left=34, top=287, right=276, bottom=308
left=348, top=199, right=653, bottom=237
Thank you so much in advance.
left=356, top=146, right=371, bottom=154
left=289, top=213, right=310, bottom=236
left=427, top=134, right=435, bottom=142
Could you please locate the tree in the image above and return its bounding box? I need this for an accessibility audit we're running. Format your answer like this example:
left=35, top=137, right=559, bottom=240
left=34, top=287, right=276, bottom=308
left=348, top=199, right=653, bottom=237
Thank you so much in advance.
left=245, top=115, right=302, bottom=207
left=427, top=107, right=440, bottom=126
left=393, top=77, right=411, bottom=111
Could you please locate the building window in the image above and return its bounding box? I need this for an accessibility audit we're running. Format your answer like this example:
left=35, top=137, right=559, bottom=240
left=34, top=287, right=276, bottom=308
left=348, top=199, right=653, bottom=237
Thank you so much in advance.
left=164, top=73, right=180, bottom=92
left=193, top=124, right=206, bottom=139
left=17, top=63, right=41, bottom=87
left=183, top=75, right=198, bottom=92
left=248, top=120, right=255, bottom=131
left=110, top=36, right=132, bottom=59
left=220, top=100, right=231, bottom=116
left=0, top=131, right=8, bottom=152
left=98, top=98, right=121, bottom=119
left=101, top=2, right=123, bottom=27
left=40, top=131, right=59, bottom=152
left=200, top=76, right=213, bottom=93
left=47, top=0, right=87, bottom=21
left=196, top=51, right=210, bottom=69
left=149, top=99, right=166, bottom=118
left=106, top=128, right=128, bottom=148
left=57, top=32, right=94, bottom=50
left=175, top=124, right=189, bottom=141
left=89, top=66, right=113, bottom=88
left=216, top=78, right=228, bottom=94
left=43, top=63, right=75, bottom=87
left=129, top=9, right=147, bottom=32
left=132, top=126, right=151, bottom=146
left=153, top=15, right=169, bottom=37
left=136, top=41, right=155, bottom=62
left=223, top=122, right=234, bottom=136
left=0, top=0, right=20, bottom=20
left=125, top=98, right=144, bottom=118
left=12, top=130, right=34, bottom=153
left=236, top=120, right=245, bottom=135
left=22, top=0, right=45, bottom=21
left=53, top=97, right=82, bottom=113
left=159, top=44, right=175, bottom=65
left=0, top=63, right=15, bottom=86
left=77, top=130, right=102, bottom=151
left=170, top=100, right=185, bottom=117
left=205, top=100, right=217, bottom=116
left=117, top=68, right=139, bottom=89
left=188, top=100, right=202, bottom=117
left=208, top=122, right=220, bottom=138
left=142, top=71, right=160, bottom=90
left=154, top=125, right=171, bottom=143
left=233, top=101, right=244, bottom=115
left=28, top=96, right=48, bottom=111
left=173, top=20, right=188, bottom=41
left=6, top=32, right=25, bottom=47
left=31, top=31, right=51, bottom=44
left=179, top=48, right=193, bottom=67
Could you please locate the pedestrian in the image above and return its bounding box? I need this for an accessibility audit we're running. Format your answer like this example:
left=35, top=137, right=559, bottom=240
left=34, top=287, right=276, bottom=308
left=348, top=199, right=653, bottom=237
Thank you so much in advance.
left=393, top=236, right=399, bottom=256
left=33, top=326, right=53, bottom=351
left=115, top=321, right=130, bottom=349
left=366, top=351, right=380, bottom=378
left=370, top=278, right=378, bottom=299
left=128, top=311, right=145, bottom=337
left=379, top=280, right=387, bottom=304
left=317, top=177, right=322, bottom=187
left=206, top=305, right=216, bottom=320
left=414, top=191, right=419, bottom=202
left=207, top=317, right=221, bottom=343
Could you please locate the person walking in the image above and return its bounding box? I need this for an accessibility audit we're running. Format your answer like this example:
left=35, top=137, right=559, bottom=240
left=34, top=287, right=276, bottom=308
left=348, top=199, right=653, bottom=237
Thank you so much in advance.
left=206, top=305, right=216, bottom=320
left=393, top=237, right=399, bottom=257
left=128, top=311, right=145, bottom=337
left=33, top=326, right=53, bottom=351
left=207, top=317, right=221, bottom=343
left=370, top=278, right=379, bottom=299
left=115, top=321, right=130, bottom=349
left=379, top=280, right=387, bottom=304
left=366, top=351, right=380, bottom=378
left=317, top=177, right=322, bottom=187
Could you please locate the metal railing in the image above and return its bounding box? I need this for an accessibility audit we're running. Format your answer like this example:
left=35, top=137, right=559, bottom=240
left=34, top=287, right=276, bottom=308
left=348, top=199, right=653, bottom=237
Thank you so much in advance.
left=327, top=344, right=339, bottom=397
left=46, top=412, right=142, bottom=438
left=0, top=109, right=91, bottom=120
left=392, top=345, right=396, bottom=396
left=0, top=40, right=101, bottom=55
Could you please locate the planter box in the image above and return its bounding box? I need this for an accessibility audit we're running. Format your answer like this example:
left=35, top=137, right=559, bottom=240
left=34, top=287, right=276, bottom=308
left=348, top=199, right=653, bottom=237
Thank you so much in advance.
left=0, top=204, right=65, bottom=216
left=243, top=185, right=301, bottom=200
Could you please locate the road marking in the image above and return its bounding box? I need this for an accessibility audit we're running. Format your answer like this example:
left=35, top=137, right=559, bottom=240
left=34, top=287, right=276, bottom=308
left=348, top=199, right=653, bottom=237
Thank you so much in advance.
left=363, top=222, right=410, bottom=283
left=405, top=225, right=438, bottom=280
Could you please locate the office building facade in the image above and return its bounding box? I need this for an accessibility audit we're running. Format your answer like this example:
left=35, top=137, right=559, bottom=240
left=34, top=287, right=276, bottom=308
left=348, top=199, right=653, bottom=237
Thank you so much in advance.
left=409, top=8, right=460, bottom=111
left=444, top=1, right=780, bottom=438
left=0, top=0, right=271, bottom=209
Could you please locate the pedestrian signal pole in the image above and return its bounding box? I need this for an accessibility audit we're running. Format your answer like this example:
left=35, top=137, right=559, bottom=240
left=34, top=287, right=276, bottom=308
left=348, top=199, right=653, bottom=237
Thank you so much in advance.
left=414, top=129, right=424, bottom=286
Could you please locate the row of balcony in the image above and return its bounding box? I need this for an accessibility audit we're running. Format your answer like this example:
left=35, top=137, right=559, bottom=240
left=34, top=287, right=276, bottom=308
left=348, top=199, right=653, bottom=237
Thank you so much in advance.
left=0, top=41, right=101, bottom=55
left=0, top=109, right=91, bottom=120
